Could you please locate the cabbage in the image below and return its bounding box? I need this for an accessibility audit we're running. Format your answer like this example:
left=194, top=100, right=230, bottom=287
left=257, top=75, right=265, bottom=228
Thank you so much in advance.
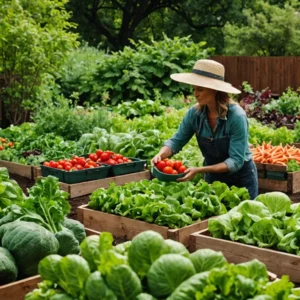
left=190, top=249, right=227, bottom=273
left=1, top=221, right=59, bottom=277
left=147, top=254, right=196, bottom=298
left=0, top=247, right=18, bottom=284
left=128, top=231, right=168, bottom=277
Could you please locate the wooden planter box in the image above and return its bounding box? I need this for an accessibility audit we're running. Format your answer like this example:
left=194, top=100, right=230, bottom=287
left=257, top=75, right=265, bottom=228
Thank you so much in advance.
left=190, top=229, right=300, bottom=283
left=0, top=226, right=100, bottom=300
left=0, top=160, right=34, bottom=179
left=77, top=204, right=210, bottom=249
left=35, top=170, right=151, bottom=198
left=255, top=162, right=300, bottom=193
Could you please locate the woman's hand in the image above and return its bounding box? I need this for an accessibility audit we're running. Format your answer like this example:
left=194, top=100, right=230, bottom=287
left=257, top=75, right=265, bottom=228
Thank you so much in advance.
left=151, top=154, right=162, bottom=166
left=177, top=167, right=202, bottom=182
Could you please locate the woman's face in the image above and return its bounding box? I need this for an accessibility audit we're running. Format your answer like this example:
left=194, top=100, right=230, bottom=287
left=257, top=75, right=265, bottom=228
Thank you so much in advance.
left=193, top=86, right=216, bottom=105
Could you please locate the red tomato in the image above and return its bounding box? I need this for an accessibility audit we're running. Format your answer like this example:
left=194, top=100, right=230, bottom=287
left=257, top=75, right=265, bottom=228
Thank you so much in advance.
left=0, top=145, right=3, bottom=150
left=0, top=138, right=6, bottom=143
left=100, top=152, right=111, bottom=161
left=156, top=161, right=166, bottom=171
left=84, top=163, right=91, bottom=169
left=96, top=158, right=102, bottom=163
left=173, top=161, right=183, bottom=171
left=172, top=169, right=178, bottom=174
left=58, top=160, right=66, bottom=167
left=178, top=166, right=187, bottom=173
left=77, top=158, right=86, bottom=166
left=7, top=142, right=14, bottom=147
left=106, top=158, right=117, bottom=165
left=165, top=160, right=175, bottom=168
left=64, top=162, right=73, bottom=169
left=88, top=161, right=97, bottom=167
left=49, top=161, right=58, bottom=168
left=96, top=150, right=103, bottom=158
left=70, top=167, right=78, bottom=171
left=117, top=159, right=124, bottom=164
left=115, top=154, right=123, bottom=160
left=75, top=164, right=84, bottom=170
left=57, top=164, right=64, bottom=169
left=163, top=166, right=174, bottom=174
left=71, top=158, right=78, bottom=165
left=88, top=153, right=98, bottom=162
left=43, top=162, right=50, bottom=167
left=64, top=165, right=72, bottom=171
left=127, top=159, right=132, bottom=162
left=123, top=157, right=129, bottom=162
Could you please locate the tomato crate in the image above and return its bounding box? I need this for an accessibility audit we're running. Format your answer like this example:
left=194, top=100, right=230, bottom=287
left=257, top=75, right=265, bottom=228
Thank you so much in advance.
left=77, top=204, right=210, bottom=249
left=190, top=229, right=300, bottom=283
left=40, top=164, right=111, bottom=184
left=108, top=157, right=147, bottom=176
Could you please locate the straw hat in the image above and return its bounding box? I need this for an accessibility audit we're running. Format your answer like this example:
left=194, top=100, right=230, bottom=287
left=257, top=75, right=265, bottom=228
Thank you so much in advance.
left=171, top=59, right=241, bottom=94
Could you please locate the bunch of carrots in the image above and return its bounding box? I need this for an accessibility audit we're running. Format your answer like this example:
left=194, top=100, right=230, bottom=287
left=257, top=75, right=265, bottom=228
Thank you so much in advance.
left=251, top=142, right=300, bottom=166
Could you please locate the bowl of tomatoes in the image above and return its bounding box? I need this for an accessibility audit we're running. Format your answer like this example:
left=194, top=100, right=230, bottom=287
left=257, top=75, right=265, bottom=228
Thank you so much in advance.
left=152, top=159, right=187, bottom=182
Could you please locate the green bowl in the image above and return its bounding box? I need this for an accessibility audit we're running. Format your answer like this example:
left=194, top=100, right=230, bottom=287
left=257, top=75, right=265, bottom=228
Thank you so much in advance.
left=152, top=166, right=185, bottom=182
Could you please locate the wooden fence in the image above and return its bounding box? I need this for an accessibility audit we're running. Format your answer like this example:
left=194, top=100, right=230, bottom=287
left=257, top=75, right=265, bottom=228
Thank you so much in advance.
left=212, top=56, right=300, bottom=95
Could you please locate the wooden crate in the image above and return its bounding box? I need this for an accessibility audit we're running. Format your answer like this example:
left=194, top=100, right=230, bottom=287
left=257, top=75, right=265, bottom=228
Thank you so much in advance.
left=77, top=204, right=210, bottom=248
left=0, top=226, right=100, bottom=300
left=35, top=170, right=151, bottom=198
left=0, top=160, right=33, bottom=179
left=258, top=171, right=300, bottom=193
left=190, top=229, right=300, bottom=282
left=255, top=162, right=266, bottom=178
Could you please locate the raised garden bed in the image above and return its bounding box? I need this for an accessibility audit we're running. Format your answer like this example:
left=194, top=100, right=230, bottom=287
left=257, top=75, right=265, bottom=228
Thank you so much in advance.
left=77, top=204, right=210, bottom=249
left=190, top=229, right=300, bottom=283
left=0, top=160, right=34, bottom=179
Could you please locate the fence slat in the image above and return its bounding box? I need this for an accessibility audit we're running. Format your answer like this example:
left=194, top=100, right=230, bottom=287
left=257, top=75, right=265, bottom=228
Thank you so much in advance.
left=212, top=56, right=300, bottom=94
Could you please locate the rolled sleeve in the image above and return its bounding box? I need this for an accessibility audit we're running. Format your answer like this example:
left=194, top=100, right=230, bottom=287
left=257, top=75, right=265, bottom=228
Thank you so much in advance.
left=224, top=114, right=249, bottom=174
left=163, top=108, right=195, bottom=155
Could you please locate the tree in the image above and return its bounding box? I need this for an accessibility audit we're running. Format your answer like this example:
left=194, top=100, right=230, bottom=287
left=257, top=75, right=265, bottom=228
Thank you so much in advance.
left=66, top=0, right=253, bottom=51
left=223, top=1, right=300, bottom=56
left=0, top=0, right=78, bottom=124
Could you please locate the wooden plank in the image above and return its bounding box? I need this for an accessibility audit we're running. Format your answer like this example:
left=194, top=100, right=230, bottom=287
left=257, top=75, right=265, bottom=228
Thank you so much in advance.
left=265, top=164, right=287, bottom=172
left=0, top=275, right=41, bottom=300
left=254, top=162, right=266, bottom=171
left=258, top=178, right=288, bottom=192
left=78, top=205, right=209, bottom=248
left=85, top=227, right=101, bottom=236
left=288, top=172, right=300, bottom=194
left=33, top=167, right=42, bottom=179
left=190, top=230, right=300, bottom=282
left=68, top=170, right=151, bottom=198
left=0, top=160, right=33, bottom=179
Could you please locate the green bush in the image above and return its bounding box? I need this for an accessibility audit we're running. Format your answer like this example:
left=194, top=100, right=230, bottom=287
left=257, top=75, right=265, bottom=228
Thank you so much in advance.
left=57, top=35, right=213, bottom=106
left=31, top=97, right=112, bottom=141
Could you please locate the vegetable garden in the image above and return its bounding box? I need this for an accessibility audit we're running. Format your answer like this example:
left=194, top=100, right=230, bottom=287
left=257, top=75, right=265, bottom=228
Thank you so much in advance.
left=2, top=1, right=300, bottom=299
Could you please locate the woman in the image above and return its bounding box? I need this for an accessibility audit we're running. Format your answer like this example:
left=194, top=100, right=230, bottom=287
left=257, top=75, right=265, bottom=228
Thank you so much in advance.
left=151, top=59, right=258, bottom=199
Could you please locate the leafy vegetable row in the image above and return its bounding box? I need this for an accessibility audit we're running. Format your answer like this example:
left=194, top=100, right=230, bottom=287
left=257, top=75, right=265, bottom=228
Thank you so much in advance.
left=88, top=179, right=250, bottom=228
left=26, top=230, right=300, bottom=300
left=209, top=191, right=300, bottom=255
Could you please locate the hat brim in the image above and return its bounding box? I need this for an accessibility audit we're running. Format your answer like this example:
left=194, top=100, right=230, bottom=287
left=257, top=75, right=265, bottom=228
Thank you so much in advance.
left=171, top=73, right=241, bottom=94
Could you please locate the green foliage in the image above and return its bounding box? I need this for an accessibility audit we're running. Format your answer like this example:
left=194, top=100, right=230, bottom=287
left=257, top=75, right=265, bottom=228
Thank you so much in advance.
left=57, top=45, right=107, bottom=104
left=265, top=88, right=300, bottom=115
left=0, top=247, right=18, bottom=284
left=287, top=159, right=300, bottom=172
left=31, top=97, right=113, bottom=141
left=86, top=35, right=212, bottom=105
left=223, top=1, right=300, bottom=56
left=0, top=221, right=59, bottom=277
left=0, top=0, right=79, bottom=124
left=295, top=121, right=300, bottom=142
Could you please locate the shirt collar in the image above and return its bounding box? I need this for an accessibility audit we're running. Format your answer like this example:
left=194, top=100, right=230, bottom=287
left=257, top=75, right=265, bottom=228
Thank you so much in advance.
left=200, top=105, right=227, bottom=120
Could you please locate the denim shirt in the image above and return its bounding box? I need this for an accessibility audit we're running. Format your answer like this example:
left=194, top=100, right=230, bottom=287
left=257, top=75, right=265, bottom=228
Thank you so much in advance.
left=163, top=104, right=252, bottom=174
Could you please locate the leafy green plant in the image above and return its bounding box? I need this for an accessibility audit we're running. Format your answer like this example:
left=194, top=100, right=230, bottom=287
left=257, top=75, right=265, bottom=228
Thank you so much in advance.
left=0, top=0, right=78, bottom=124
left=265, top=87, right=300, bottom=115
left=31, top=97, right=113, bottom=141
left=61, top=35, right=213, bottom=105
